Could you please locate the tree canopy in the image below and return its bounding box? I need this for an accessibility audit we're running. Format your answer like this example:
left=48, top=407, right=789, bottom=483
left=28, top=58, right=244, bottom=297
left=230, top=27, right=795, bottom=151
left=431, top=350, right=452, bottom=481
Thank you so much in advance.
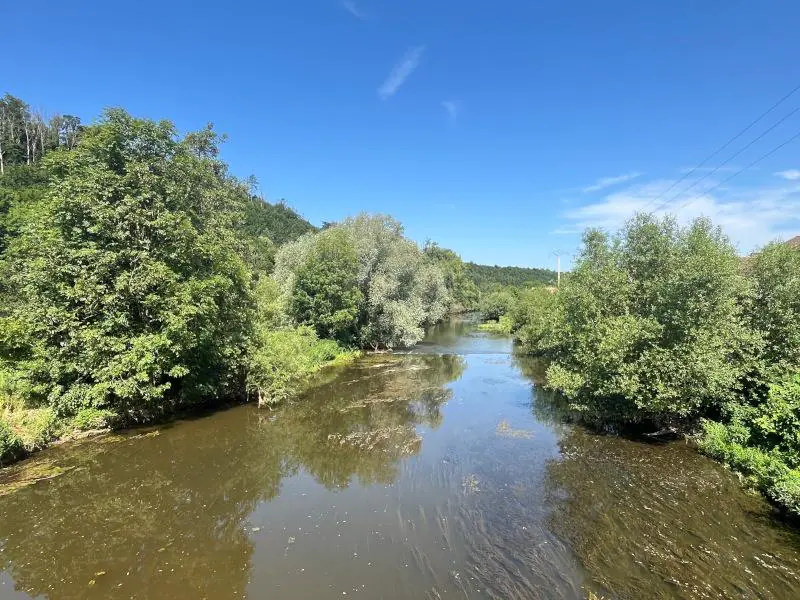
left=1, top=109, right=257, bottom=419
left=0, top=97, right=466, bottom=464
left=465, top=262, right=556, bottom=290
left=274, top=214, right=450, bottom=350
left=509, top=213, right=800, bottom=515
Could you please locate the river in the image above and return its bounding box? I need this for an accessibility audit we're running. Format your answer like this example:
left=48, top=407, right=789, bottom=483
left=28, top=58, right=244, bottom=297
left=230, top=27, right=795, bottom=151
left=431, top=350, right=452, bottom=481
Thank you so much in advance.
left=1, top=317, right=799, bottom=599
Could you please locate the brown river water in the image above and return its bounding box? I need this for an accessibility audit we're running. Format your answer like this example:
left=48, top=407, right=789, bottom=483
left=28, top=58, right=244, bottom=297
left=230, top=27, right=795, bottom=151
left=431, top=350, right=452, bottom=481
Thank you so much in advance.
left=1, top=317, right=800, bottom=599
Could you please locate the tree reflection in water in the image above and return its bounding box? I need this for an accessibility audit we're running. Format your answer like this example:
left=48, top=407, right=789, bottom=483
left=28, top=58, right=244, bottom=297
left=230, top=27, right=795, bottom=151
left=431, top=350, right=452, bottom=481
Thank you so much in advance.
left=0, top=353, right=465, bottom=600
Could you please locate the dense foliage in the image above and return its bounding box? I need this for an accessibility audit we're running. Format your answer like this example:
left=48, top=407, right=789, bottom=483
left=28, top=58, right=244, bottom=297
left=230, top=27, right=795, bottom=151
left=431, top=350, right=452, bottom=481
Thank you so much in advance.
left=699, top=373, right=800, bottom=516
left=465, top=262, right=556, bottom=290
left=479, top=288, right=517, bottom=321
left=242, top=196, right=316, bottom=246
left=0, top=97, right=467, bottom=464
left=423, top=242, right=480, bottom=313
left=0, top=93, right=82, bottom=174
left=509, top=213, right=800, bottom=515
left=274, top=215, right=451, bottom=349
left=1, top=111, right=259, bottom=420
left=743, top=241, right=800, bottom=378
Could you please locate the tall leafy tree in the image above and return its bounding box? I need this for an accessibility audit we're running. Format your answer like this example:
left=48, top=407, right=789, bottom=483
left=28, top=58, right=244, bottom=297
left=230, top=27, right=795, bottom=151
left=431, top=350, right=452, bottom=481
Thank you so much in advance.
left=423, top=242, right=479, bottom=313
left=290, top=228, right=362, bottom=343
left=744, top=241, right=800, bottom=373
left=0, top=93, right=82, bottom=174
left=537, top=214, right=752, bottom=426
left=274, top=214, right=449, bottom=350
left=1, top=109, right=256, bottom=419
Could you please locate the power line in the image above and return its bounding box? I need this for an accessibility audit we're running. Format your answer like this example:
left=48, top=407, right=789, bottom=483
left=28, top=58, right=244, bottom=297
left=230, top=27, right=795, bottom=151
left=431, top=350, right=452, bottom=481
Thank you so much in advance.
left=639, top=82, right=800, bottom=212
left=649, top=104, right=800, bottom=214
left=669, top=127, right=800, bottom=214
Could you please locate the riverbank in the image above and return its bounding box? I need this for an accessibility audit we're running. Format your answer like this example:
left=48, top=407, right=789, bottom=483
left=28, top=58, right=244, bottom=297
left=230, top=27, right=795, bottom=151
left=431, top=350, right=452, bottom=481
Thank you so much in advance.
left=0, top=349, right=361, bottom=469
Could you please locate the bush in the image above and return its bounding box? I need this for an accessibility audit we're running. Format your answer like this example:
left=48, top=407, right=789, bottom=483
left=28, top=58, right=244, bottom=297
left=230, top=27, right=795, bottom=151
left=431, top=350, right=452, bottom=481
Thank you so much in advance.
left=532, top=215, right=751, bottom=427
left=246, top=325, right=349, bottom=407
left=1, top=401, right=58, bottom=451
left=72, top=408, right=118, bottom=431
left=510, top=287, right=560, bottom=353
left=749, top=372, right=800, bottom=468
left=0, top=419, right=24, bottom=465
left=477, top=314, right=513, bottom=334
left=699, top=417, right=800, bottom=517
left=480, top=289, right=516, bottom=321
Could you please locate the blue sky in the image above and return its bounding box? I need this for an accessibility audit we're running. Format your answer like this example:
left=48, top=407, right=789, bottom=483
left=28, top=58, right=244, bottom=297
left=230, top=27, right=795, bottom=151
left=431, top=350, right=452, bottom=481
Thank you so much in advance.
left=5, top=1, right=800, bottom=268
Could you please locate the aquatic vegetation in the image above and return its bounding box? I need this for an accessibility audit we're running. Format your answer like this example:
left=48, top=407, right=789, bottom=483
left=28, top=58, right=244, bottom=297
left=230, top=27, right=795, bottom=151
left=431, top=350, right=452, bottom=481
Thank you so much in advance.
left=496, top=419, right=535, bottom=439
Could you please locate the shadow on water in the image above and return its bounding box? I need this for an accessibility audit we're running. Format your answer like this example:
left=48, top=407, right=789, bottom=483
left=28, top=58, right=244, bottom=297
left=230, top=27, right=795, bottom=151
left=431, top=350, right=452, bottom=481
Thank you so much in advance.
left=1, top=320, right=800, bottom=599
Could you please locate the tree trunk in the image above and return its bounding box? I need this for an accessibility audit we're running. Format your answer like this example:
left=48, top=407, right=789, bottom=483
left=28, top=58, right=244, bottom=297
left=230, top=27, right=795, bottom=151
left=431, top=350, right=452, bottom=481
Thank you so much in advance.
left=24, top=119, right=31, bottom=165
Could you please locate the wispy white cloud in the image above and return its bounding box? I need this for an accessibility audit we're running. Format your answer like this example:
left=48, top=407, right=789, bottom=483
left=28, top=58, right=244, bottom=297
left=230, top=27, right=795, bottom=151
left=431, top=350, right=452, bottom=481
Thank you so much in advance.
left=378, top=45, right=425, bottom=99
left=775, top=169, right=800, bottom=181
left=556, top=178, right=800, bottom=253
left=582, top=172, right=642, bottom=193
left=441, top=100, right=458, bottom=122
left=342, top=0, right=366, bottom=20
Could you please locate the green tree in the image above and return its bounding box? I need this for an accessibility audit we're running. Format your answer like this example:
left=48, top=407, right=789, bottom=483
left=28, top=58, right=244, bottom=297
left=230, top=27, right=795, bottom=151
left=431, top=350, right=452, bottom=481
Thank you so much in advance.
left=511, top=287, right=559, bottom=352
left=241, top=195, right=316, bottom=246
left=423, top=242, right=479, bottom=313
left=480, top=288, right=516, bottom=321
left=274, top=214, right=449, bottom=350
left=535, top=214, right=752, bottom=426
left=744, top=241, right=800, bottom=373
left=290, top=228, right=362, bottom=343
left=0, top=93, right=82, bottom=174
left=1, top=109, right=256, bottom=420
left=465, top=262, right=556, bottom=290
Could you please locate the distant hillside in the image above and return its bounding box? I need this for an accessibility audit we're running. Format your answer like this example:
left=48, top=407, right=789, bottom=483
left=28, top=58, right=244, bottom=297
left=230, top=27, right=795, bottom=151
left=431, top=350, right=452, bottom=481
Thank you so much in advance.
left=243, top=198, right=316, bottom=245
left=465, top=262, right=557, bottom=289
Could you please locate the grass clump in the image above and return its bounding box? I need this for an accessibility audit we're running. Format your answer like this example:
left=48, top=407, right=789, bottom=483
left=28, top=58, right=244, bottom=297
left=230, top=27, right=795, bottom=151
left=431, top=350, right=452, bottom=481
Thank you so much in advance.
left=699, top=418, right=800, bottom=516
left=0, top=419, right=24, bottom=466
left=71, top=408, right=118, bottom=431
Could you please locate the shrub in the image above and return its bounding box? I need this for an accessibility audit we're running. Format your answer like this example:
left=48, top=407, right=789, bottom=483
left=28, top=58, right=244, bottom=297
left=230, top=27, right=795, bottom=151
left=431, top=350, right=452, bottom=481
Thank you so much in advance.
left=699, top=418, right=800, bottom=517
left=534, top=215, right=751, bottom=427
left=479, top=289, right=516, bottom=321
left=477, top=314, right=514, bottom=334
left=246, top=325, right=348, bottom=407
left=510, top=287, right=560, bottom=353
left=72, top=408, right=118, bottom=431
left=0, top=419, right=24, bottom=465
left=749, top=372, right=800, bottom=468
